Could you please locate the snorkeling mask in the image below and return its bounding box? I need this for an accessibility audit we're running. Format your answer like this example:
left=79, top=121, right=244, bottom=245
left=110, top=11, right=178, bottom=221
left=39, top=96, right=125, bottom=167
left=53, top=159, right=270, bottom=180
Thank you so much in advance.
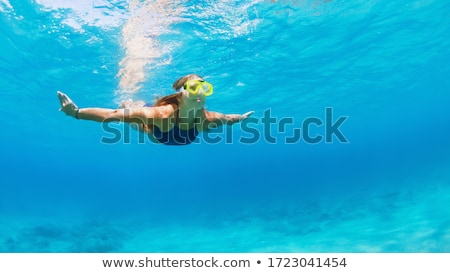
left=183, top=80, right=213, bottom=96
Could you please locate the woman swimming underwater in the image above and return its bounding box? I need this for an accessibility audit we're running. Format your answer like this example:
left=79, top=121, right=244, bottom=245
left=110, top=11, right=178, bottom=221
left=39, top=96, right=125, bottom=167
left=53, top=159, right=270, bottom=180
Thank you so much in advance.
left=57, top=74, right=254, bottom=145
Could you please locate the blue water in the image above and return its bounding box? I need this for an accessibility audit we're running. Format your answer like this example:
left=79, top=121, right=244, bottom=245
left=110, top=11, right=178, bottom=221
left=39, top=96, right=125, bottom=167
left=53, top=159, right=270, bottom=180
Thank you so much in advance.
left=1, top=0, right=450, bottom=252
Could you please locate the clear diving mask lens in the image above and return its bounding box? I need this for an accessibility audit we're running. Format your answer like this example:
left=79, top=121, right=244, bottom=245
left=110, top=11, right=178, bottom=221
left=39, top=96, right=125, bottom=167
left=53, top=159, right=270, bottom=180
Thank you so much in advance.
left=184, top=80, right=213, bottom=96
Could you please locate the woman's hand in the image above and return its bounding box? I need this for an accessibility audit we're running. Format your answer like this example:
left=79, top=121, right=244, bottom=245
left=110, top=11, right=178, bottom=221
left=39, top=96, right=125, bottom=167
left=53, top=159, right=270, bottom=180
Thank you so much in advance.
left=240, top=111, right=255, bottom=120
left=225, top=111, right=255, bottom=124
left=57, top=91, right=79, bottom=118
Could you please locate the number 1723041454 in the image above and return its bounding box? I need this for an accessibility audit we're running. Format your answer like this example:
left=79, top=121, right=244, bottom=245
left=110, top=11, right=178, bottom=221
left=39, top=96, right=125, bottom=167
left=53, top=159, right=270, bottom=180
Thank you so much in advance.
left=267, top=257, right=347, bottom=268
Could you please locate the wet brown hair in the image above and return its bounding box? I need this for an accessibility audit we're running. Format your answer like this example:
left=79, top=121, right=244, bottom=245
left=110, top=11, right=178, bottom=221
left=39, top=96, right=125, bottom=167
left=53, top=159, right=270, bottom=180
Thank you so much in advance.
left=153, top=74, right=204, bottom=107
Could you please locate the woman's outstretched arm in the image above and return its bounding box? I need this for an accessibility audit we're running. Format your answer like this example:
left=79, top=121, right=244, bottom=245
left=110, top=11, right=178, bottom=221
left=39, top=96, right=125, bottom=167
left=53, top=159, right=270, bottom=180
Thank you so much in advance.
left=200, top=109, right=254, bottom=131
left=57, top=91, right=170, bottom=123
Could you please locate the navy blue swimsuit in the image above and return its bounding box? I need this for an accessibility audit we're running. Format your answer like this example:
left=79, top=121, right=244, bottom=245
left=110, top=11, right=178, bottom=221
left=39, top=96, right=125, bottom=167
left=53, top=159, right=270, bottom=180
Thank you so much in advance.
left=145, top=103, right=199, bottom=145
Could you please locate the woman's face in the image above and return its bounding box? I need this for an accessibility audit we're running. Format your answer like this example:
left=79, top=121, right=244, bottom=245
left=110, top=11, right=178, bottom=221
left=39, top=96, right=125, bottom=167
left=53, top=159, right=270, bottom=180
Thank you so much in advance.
left=181, top=88, right=206, bottom=106
left=180, top=78, right=211, bottom=107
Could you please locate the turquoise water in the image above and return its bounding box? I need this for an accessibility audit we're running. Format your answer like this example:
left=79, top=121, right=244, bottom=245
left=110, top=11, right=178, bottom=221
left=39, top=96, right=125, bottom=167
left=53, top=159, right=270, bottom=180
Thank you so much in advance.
left=1, top=0, right=450, bottom=252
